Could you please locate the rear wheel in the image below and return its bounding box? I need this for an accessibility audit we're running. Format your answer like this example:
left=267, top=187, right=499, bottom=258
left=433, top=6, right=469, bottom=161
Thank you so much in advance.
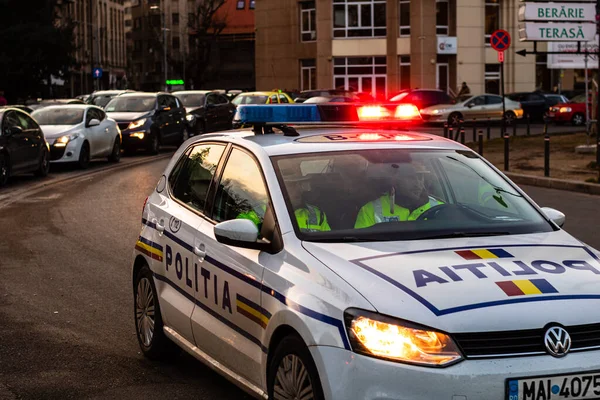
left=108, top=138, right=121, bottom=163
left=572, top=113, right=585, bottom=126
left=268, top=335, right=325, bottom=400
left=34, top=148, right=50, bottom=177
left=0, top=153, right=9, bottom=187
left=78, top=142, right=90, bottom=169
left=134, top=264, right=180, bottom=360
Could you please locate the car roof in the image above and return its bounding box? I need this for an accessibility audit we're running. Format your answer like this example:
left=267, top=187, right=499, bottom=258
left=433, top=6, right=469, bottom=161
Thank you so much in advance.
left=238, top=91, right=278, bottom=96
left=189, top=126, right=467, bottom=157
left=31, top=104, right=93, bottom=111
left=172, top=90, right=211, bottom=95
left=118, top=92, right=160, bottom=98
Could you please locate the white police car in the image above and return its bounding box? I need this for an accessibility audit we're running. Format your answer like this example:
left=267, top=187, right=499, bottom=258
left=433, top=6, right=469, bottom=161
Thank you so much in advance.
left=132, top=103, right=600, bottom=400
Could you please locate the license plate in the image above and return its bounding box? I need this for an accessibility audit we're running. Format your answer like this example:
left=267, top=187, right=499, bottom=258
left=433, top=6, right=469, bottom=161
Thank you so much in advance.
left=507, top=372, right=600, bottom=400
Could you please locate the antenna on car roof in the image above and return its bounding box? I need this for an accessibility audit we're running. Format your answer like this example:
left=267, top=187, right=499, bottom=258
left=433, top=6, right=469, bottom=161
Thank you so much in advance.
left=252, top=124, right=299, bottom=137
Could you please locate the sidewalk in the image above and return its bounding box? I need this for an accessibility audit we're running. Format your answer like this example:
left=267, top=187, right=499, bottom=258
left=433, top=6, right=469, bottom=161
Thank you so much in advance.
left=466, top=132, right=599, bottom=183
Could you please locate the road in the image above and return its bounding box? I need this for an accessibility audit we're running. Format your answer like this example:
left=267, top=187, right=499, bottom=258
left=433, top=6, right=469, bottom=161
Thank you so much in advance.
left=0, top=157, right=598, bottom=399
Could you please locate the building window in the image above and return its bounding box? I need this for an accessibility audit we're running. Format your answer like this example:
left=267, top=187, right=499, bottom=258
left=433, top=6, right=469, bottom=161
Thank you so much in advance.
left=173, top=36, right=180, bottom=50
left=333, top=57, right=387, bottom=99
left=236, top=0, right=245, bottom=10
left=172, top=13, right=179, bottom=25
left=536, top=54, right=552, bottom=91
left=485, top=0, right=500, bottom=45
left=485, top=64, right=501, bottom=94
left=399, top=55, right=411, bottom=90
left=300, top=2, right=316, bottom=42
left=436, top=0, right=448, bottom=36
left=399, top=0, right=410, bottom=37
left=249, top=0, right=255, bottom=9
left=333, top=0, right=387, bottom=38
left=301, top=59, right=316, bottom=91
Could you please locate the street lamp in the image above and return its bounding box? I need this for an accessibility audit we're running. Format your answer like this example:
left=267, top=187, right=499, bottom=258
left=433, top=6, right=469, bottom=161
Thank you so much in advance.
left=150, top=4, right=168, bottom=92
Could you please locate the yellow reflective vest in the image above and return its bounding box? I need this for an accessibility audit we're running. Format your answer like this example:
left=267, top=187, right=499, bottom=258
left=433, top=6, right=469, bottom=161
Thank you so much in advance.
left=355, top=194, right=442, bottom=229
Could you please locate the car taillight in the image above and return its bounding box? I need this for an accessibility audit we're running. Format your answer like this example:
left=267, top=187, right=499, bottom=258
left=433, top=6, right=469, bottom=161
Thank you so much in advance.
left=357, top=104, right=420, bottom=121
left=395, top=104, right=420, bottom=119
left=142, top=196, right=148, bottom=222
left=357, top=106, right=392, bottom=120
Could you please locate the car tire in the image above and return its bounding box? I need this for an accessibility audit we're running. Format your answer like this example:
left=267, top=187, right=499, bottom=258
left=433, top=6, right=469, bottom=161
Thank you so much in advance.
left=267, top=334, right=325, bottom=400
left=197, top=120, right=206, bottom=135
left=0, top=153, right=9, bottom=187
left=504, top=111, right=516, bottom=126
left=108, top=138, right=121, bottom=163
left=78, top=142, right=91, bottom=169
left=134, top=264, right=180, bottom=361
left=180, top=127, right=190, bottom=145
left=34, top=148, right=50, bottom=177
left=572, top=113, right=585, bottom=126
left=148, top=133, right=160, bottom=155
left=448, top=112, right=462, bottom=127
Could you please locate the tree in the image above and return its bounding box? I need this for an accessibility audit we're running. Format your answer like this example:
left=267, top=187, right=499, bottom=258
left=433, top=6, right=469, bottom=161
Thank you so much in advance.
left=187, top=0, right=227, bottom=89
left=0, top=0, right=76, bottom=102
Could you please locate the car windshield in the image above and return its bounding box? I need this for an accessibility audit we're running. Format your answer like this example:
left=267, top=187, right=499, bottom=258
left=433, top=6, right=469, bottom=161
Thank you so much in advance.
left=105, top=96, right=155, bottom=112
left=32, top=108, right=84, bottom=125
left=570, top=94, right=587, bottom=103
left=546, top=95, right=568, bottom=104
left=175, top=93, right=205, bottom=107
left=272, top=149, right=553, bottom=242
left=90, top=95, right=116, bottom=108
left=231, top=95, right=268, bottom=105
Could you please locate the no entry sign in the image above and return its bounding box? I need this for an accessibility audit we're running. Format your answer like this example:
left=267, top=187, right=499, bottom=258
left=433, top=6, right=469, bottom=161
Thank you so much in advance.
left=491, top=29, right=511, bottom=52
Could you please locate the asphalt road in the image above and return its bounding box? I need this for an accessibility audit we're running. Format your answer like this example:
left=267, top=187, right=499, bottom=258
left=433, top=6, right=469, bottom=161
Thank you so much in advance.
left=0, top=157, right=598, bottom=399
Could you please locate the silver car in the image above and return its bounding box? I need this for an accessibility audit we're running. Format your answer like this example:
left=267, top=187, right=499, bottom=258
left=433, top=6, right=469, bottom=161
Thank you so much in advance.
left=420, top=94, right=524, bottom=125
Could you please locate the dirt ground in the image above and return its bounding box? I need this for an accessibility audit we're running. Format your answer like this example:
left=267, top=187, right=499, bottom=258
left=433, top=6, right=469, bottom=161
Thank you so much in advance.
left=467, top=132, right=600, bottom=183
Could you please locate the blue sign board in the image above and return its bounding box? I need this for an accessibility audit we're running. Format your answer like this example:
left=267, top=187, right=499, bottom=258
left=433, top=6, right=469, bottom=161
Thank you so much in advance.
left=93, top=68, right=103, bottom=79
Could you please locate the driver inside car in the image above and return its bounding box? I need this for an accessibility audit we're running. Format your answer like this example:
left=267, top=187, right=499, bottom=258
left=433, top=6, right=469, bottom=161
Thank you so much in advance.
left=354, top=163, right=443, bottom=229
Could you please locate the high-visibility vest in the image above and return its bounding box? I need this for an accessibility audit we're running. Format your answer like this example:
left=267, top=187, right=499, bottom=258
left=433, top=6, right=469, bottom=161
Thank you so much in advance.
left=295, top=204, right=331, bottom=232
left=355, top=194, right=442, bottom=229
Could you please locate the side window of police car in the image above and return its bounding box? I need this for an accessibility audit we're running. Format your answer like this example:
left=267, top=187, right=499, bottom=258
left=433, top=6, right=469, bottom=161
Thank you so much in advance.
left=212, top=148, right=268, bottom=225
left=170, top=144, right=226, bottom=213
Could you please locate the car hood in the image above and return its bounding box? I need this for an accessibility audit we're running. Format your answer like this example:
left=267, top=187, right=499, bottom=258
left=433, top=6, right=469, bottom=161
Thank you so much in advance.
left=105, top=111, right=151, bottom=122
left=302, top=230, right=600, bottom=333
left=40, top=124, right=82, bottom=139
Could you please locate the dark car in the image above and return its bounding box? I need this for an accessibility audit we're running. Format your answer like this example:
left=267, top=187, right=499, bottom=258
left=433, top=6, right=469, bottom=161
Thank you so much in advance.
left=87, top=90, right=137, bottom=109
left=506, top=92, right=568, bottom=121
left=294, top=89, right=359, bottom=103
left=0, top=108, right=50, bottom=186
left=389, top=89, right=454, bottom=111
left=105, top=92, right=188, bottom=155
left=172, top=90, right=236, bottom=134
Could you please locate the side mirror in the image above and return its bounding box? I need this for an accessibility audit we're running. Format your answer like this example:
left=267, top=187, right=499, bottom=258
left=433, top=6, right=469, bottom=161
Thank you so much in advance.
left=541, top=207, right=565, bottom=228
left=214, top=219, right=272, bottom=251
left=87, top=118, right=100, bottom=127
left=6, top=126, right=23, bottom=136
left=466, top=103, right=473, bottom=108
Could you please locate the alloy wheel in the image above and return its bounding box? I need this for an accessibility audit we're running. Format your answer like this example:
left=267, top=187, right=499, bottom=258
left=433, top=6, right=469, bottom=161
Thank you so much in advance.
left=573, top=114, right=584, bottom=126
left=135, top=277, right=155, bottom=348
left=273, top=354, right=315, bottom=400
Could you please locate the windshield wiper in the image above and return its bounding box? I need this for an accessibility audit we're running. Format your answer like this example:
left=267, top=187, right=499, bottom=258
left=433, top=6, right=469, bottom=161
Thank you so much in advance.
left=446, top=156, right=522, bottom=198
left=420, top=231, right=511, bottom=240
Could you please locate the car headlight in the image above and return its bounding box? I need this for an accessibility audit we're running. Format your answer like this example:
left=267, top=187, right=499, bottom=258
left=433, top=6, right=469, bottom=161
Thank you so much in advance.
left=432, top=109, right=444, bottom=114
left=128, top=118, right=147, bottom=130
left=185, top=114, right=195, bottom=122
left=559, top=107, right=572, bottom=113
left=54, top=133, right=80, bottom=147
left=344, top=309, right=463, bottom=367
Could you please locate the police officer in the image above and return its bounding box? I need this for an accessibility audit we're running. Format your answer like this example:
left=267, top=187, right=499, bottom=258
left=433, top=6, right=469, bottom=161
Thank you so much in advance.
left=355, top=163, right=442, bottom=229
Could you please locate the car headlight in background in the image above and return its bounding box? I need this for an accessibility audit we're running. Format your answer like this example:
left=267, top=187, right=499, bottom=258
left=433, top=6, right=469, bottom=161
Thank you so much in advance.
left=185, top=114, right=195, bottom=122
left=128, top=118, right=147, bottom=130
left=344, top=309, right=463, bottom=367
left=559, top=107, right=572, bottom=113
left=54, top=133, right=80, bottom=147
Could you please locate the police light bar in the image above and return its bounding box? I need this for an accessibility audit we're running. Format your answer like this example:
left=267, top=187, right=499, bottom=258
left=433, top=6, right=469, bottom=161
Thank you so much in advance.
left=233, top=104, right=421, bottom=128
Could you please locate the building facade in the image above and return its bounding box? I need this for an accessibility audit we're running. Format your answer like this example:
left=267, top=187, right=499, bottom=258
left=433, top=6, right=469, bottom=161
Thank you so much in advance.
left=61, top=0, right=127, bottom=96
left=255, top=0, right=552, bottom=98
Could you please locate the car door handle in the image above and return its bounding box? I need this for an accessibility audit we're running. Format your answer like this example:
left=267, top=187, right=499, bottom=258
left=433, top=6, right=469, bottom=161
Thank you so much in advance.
left=155, top=219, right=165, bottom=234
left=105, top=128, right=109, bottom=133
left=194, top=244, right=206, bottom=260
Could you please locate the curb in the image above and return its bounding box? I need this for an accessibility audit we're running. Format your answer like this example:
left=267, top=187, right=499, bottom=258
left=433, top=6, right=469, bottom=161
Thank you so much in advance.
left=506, top=172, right=600, bottom=196
left=0, top=153, right=172, bottom=210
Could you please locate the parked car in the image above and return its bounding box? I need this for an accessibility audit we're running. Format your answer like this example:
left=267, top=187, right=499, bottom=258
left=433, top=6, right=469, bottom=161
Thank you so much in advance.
left=547, top=95, right=590, bottom=126
left=0, top=108, right=50, bottom=186
left=105, top=92, right=188, bottom=154
left=76, top=94, right=91, bottom=103
left=31, top=105, right=121, bottom=168
left=389, top=89, right=454, bottom=112
left=87, top=90, right=136, bottom=109
left=173, top=90, right=236, bottom=134
left=420, top=94, right=524, bottom=125
left=231, top=91, right=294, bottom=105
left=29, top=99, right=85, bottom=111
left=303, top=96, right=358, bottom=103
left=294, top=89, right=359, bottom=103
left=506, top=92, right=568, bottom=121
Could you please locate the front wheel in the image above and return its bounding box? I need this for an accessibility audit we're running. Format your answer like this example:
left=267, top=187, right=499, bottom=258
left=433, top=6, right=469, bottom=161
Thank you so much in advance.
left=504, top=111, right=516, bottom=126
left=572, top=113, right=585, bottom=126
left=448, top=112, right=462, bottom=127
left=134, top=265, right=180, bottom=360
left=78, top=142, right=90, bottom=169
left=268, top=335, right=325, bottom=400
left=0, top=153, right=9, bottom=187
left=34, top=148, right=50, bottom=177
left=108, top=138, right=121, bottom=163
left=148, top=133, right=159, bottom=155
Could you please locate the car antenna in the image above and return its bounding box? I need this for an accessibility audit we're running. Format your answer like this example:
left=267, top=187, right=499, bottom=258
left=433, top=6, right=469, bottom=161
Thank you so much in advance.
left=252, top=124, right=299, bottom=137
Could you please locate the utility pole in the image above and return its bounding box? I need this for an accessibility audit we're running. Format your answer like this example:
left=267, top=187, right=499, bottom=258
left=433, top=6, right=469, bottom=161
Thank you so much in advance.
left=151, top=3, right=168, bottom=92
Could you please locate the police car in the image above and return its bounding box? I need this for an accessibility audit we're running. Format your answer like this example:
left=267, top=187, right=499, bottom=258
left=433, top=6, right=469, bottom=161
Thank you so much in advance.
left=132, top=103, right=600, bottom=400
